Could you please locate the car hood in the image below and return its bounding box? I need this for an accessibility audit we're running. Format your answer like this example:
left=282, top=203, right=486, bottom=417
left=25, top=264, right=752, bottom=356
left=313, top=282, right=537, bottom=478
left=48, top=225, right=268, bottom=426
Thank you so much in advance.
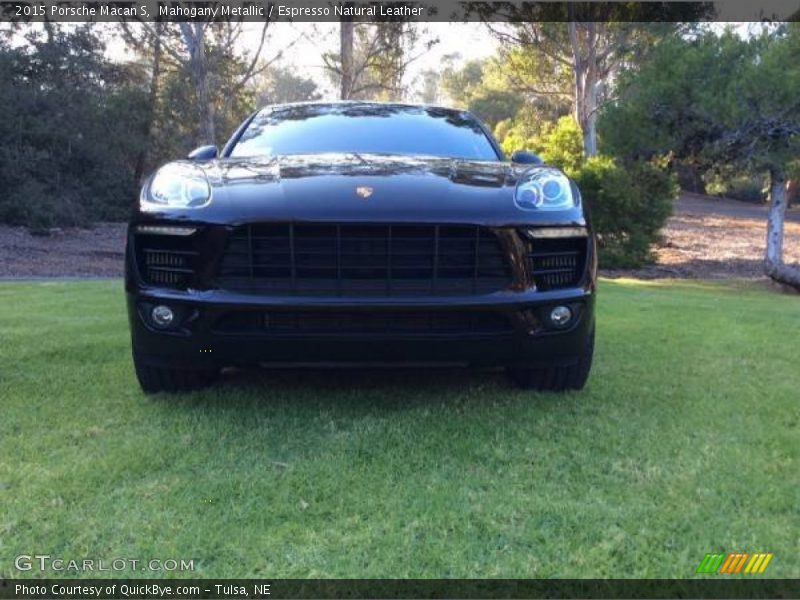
left=141, top=153, right=586, bottom=227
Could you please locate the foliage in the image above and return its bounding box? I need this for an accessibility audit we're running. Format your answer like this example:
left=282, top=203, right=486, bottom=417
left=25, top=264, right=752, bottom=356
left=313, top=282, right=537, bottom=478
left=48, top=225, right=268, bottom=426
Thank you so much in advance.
left=253, top=65, right=321, bottom=106
left=440, top=58, right=524, bottom=128
left=0, top=27, right=148, bottom=227
left=440, top=57, right=483, bottom=102
left=494, top=105, right=562, bottom=156
left=535, top=116, right=585, bottom=174
left=119, top=21, right=270, bottom=157
left=573, top=156, right=677, bottom=267
left=498, top=112, right=674, bottom=267
left=0, top=23, right=272, bottom=228
left=704, top=169, right=767, bottom=204
left=159, top=27, right=258, bottom=149
left=599, top=31, right=751, bottom=165
left=2, top=279, right=799, bottom=577
left=415, top=68, right=442, bottom=104
left=499, top=114, right=582, bottom=171
left=477, top=14, right=703, bottom=155
left=468, top=88, right=525, bottom=130
left=598, top=25, right=800, bottom=283
left=600, top=26, right=800, bottom=176
left=323, top=22, right=438, bottom=101
left=491, top=44, right=572, bottom=115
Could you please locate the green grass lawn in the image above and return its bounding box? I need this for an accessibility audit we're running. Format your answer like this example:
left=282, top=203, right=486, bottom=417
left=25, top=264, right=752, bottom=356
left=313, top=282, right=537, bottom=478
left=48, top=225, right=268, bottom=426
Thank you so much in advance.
left=0, top=279, right=798, bottom=579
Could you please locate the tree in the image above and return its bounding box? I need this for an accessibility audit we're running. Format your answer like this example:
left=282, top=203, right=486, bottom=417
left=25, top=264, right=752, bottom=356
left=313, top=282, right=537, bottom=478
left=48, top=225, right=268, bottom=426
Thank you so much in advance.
left=0, top=25, right=149, bottom=227
left=325, top=21, right=438, bottom=100
left=339, top=16, right=355, bottom=99
left=472, top=3, right=711, bottom=156
left=600, top=27, right=800, bottom=289
left=253, top=64, right=321, bottom=106
left=440, top=58, right=483, bottom=102
left=131, top=21, right=164, bottom=185
left=491, top=21, right=663, bottom=156
left=440, top=58, right=524, bottom=128
left=120, top=20, right=272, bottom=146
left=416, top=68, right=441, bottom=104
left=724, top=26, right=800, bottom=288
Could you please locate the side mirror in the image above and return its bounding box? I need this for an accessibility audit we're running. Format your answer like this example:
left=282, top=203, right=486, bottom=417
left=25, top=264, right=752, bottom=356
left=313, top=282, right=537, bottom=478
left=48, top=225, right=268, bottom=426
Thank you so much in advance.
left=188, top=145, right=218, bottom=161
left=511, top=150, right=543, bottom=165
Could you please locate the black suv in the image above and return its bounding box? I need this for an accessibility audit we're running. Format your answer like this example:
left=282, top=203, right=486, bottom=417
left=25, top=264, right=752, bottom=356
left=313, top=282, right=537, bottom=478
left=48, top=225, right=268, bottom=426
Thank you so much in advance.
left=126, top=102, right=596, bottom=393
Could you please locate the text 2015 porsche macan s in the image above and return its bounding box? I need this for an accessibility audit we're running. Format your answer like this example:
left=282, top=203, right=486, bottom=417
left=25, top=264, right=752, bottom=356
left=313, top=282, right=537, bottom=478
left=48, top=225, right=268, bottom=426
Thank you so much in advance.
left=126, top=103, right=596, bottom=393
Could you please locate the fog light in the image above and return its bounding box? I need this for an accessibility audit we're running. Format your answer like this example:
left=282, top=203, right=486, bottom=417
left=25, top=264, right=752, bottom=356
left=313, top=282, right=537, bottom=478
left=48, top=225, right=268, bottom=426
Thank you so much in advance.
left=151, top=305, right=175, bottom=328
left=549, top=305, right=573, bottom=328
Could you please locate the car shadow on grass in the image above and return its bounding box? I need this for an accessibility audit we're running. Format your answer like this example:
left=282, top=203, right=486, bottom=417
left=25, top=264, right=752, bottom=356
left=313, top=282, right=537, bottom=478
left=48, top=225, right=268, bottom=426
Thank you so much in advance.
left=154, top=364, right=583, bottom=416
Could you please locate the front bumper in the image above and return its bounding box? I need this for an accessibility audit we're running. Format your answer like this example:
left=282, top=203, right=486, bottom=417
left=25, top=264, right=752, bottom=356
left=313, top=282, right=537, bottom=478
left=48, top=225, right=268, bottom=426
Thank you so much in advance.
left=127, top=287, right=595, bottom=369
left=126, top=219, right=597, bottom=369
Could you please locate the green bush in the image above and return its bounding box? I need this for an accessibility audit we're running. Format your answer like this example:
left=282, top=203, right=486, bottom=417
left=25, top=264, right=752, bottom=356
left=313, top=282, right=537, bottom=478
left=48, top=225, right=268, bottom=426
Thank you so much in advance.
left=0, top=181, right=82, bottom=229
left=499, top=114, right=583, bottom=173
left=535, top=116, right=585, bottom=174
left=705, top=172, right=767, bottom=204
left=724, top=178, right=767, bottom=203
left=572, top=156, right=677, bottom=268
left=0, top=27, right=147, bottom=228
left=510, top=115, right=676, bottom=268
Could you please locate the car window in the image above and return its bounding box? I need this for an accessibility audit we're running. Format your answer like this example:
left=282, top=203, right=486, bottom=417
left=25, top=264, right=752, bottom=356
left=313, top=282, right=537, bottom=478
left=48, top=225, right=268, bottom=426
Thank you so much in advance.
left=229, top=104, right=501, bottom=161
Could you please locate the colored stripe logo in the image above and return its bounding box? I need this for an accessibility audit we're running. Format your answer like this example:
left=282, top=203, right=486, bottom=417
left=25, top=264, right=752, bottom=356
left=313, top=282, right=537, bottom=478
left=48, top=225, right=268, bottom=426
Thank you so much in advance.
left=697, top=553, right=773, bottom=575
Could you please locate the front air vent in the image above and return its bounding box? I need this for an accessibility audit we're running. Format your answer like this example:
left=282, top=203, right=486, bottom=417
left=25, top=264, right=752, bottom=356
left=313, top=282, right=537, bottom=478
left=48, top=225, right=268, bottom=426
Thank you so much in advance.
left=528, top=238, right=588, bottom=290
left=135, top=234, right=199, bottom=289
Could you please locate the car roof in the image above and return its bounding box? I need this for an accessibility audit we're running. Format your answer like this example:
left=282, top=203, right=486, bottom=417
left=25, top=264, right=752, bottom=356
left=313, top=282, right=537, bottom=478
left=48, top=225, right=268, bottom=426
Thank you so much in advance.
left=260, top=100, right=471, bottom=117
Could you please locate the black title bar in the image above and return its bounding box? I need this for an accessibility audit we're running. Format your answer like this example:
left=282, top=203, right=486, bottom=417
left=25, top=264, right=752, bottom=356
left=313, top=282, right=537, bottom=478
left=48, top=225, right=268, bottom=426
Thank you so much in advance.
left=0, top=0, right=799, bottom=22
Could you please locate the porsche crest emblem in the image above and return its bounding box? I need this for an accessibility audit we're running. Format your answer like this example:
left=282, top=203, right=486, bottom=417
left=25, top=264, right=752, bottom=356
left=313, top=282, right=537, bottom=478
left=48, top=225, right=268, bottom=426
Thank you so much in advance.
left=356, top=186, right=374, bottom=199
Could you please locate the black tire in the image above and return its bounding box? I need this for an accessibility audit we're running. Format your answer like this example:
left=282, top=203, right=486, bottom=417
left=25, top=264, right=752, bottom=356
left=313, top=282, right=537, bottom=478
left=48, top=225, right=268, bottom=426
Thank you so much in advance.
left=507, top=328, right=594, bottom=392
left=133, top=351, right=219, bottom=394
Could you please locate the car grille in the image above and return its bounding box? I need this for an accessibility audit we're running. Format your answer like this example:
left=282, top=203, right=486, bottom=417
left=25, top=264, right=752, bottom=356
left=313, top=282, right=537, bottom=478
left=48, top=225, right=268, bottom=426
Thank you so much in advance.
left=528, top=237, right=588, bottom=290
left=213, top=309, right=512, bottom=336
left=215, top=223, right=512, bottom=296
left=135, top=234, right=198, bottom=289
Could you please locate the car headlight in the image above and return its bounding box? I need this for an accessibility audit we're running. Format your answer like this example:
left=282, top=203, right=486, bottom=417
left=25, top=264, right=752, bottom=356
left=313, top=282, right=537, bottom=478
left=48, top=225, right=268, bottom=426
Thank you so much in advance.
left=142, top=163, right=211, bottom=209
left=514, top=168, right=576, bottom=211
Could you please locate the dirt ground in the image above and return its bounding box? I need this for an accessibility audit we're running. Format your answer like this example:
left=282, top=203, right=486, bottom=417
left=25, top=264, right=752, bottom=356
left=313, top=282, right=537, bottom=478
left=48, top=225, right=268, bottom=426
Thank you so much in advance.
left=1, top=193, right=799, bottom=281
left=0, top=222, right=126, bottom=278
left=608, top=193, right=800, bottom=280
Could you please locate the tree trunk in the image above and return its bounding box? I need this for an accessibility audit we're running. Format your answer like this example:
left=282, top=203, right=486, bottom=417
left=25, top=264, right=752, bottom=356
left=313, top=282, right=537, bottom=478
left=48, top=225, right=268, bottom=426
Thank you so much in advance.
left=582, top=79, right=598, bottom=157
left=765, top=166, right=800, bottom=290
left=179, top=23, right=215, bottom=145
left=340, top=17, right=354, bottom=100
left=568, top=21, right=598, bottom=158
left=134, top=22, right=162, bottom=184
left=195, top=31, right=215, bottom=145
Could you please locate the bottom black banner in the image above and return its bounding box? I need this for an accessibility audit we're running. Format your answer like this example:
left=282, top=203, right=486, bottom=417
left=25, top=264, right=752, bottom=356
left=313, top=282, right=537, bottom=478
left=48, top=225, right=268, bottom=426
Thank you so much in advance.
left=1, top=579, right=799, bottom=600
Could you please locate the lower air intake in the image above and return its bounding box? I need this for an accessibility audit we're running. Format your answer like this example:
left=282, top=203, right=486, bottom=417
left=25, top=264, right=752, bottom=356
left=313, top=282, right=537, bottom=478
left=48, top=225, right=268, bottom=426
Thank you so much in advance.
left=528, top=237, right=588, bottom=290
left=135, top=234, right=198, bottom=289
left=213, top=310, right=513, bottom=336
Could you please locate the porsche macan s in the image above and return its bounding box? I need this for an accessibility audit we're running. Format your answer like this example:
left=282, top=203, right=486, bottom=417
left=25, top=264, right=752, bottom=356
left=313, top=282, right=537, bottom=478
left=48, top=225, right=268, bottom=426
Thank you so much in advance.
left=126, top=102, right=596, bottom=393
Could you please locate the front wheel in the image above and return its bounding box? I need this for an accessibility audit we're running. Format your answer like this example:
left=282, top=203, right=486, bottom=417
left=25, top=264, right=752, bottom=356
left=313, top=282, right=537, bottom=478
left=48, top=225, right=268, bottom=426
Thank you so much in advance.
left=507, top=329, right=594, bottom=392
left=133, top=351, right=219, bottom=394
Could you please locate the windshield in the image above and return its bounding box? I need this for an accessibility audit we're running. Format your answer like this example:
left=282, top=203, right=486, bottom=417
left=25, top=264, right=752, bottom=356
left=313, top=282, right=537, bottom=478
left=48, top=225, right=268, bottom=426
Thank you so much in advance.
left=228, top=103, right=501, bottom=161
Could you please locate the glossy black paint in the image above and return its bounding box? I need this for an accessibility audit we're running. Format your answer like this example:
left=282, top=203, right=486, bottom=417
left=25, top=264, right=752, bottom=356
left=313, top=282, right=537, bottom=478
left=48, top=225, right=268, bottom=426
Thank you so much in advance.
left=187, top=144, right=218, bottom=161
left=136, top=153, right=588, bottom=227
left=126, top=102, right=596, bottom=370
left=510, top=150, right=544, bottom=165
